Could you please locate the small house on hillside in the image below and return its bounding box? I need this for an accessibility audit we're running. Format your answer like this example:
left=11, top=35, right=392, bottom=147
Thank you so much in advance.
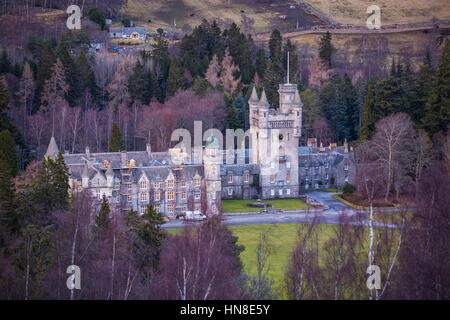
left=109, top=27, right=147, bottom=41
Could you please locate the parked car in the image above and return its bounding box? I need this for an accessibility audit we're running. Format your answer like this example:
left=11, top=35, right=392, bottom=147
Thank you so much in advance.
left=185, top=210, right=206, bottom=221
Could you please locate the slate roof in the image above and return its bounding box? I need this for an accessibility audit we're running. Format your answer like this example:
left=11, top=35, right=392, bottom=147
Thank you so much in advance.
left=220, top=163, right=259, bottom=176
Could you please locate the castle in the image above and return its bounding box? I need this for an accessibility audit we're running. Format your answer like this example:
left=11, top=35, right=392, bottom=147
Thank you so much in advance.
left=45, top=79, right=354, bottom=217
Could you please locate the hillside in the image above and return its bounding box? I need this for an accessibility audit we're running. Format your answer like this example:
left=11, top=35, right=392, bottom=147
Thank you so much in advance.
left=303, top=0, right=450, bottom=25
left=123, top=0, right=324, bottom=33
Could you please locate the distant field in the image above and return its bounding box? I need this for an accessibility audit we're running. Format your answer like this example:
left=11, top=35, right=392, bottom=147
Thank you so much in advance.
left=123, top=0, right=324, bottom=33
left=222, top=198, right=312, bottom=213
left=303, top=0, right=450, bottom=25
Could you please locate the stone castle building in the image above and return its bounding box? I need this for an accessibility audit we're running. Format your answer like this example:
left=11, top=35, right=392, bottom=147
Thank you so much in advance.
left=45, top=79, right=354, bottom=217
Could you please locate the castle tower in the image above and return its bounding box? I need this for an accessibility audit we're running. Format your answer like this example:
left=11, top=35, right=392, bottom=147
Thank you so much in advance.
left=248, top=54, right=303, bottom=199
left=203, top=136, right=222, bottom=215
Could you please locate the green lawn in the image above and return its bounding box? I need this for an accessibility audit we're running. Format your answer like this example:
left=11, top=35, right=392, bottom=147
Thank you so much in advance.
left=222, top=199, right=312, bottom=213
left=228, top=223, right=335, bottom=299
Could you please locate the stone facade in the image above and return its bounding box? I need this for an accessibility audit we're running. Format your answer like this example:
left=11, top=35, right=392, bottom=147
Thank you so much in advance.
left=45, top=79, right=355, bottom=217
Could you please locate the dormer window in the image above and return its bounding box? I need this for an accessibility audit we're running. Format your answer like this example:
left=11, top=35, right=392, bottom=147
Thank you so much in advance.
left=167, top=179, right=175, bottom=188
left=140, top=180, right=148, bottom=190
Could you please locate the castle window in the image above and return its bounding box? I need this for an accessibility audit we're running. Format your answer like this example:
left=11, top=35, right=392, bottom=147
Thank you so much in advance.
left=194, top=178, right=201, bottom=187
left=194, top=190, right=200, bottom=199
left=167, top=179, right=175, bottom=189
left=113, top=181, right=120, bottom=189
left=244, top=173, right=249, bottom=183
left=154, top=204, right=160, bottom=213
left=344, top=165, right=349, bottom=171
left=168, top=191, right=175, bottom=201
left=227, top=189, right=233, bottom=196
left=127, top=194, right=132, bottom=202
left=168, top=204, right=175, bottom=213
left=286, top=173, right=290, bottom=183
left=286, top=189, right=291, bottom=195
left=140, top=180, right=148, bottom=190
left=140, top=193, right=147, bottom=201
left=270, top=189, right=275, bottom=196
left=154, top=191, right=160, bottom=201
left=228, top=174, right=233, bottom=183
left=96, top=189, right=101, bottom=200
left=278, top=189, right=283, bottom=196
left=154, top=182, right=160, bottom=189
left=182, top=191, right=187, bottom=199
left=181, top=180, right=186, bottom=187
left=212, top=191, right=216, bottom=200
left=126, top=183, right=132, bottom=191
left=140, top=206, right=147, bottom=215
left=270, top=174, right=275, bottom=183
left=287, top=161, right=291, bottom=168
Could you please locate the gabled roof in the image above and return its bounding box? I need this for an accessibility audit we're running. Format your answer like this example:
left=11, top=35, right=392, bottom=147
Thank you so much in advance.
left=122, top=27, right=146, bottom=35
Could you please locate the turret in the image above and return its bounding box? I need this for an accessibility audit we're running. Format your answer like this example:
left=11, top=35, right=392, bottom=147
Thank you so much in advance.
left=292, top=89, right=303, bottom=138
left=106, top=163, right=114, bottom=187
left=258, top=88, right=270, bottom=129
left=248, top=86, right=259, bottom=121
left=82, top=164, right=89, bottom=188
left=45, top=135, right=59, bottom=160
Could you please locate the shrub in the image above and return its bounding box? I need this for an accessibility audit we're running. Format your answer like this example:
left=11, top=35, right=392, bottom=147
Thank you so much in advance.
left=342, top=183, right=356, bottom=196
left=88, top=8, right=105, bottom=30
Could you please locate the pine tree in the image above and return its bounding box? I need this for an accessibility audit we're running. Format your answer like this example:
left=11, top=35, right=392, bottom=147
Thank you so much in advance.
left=56, top=40, right=78, bottom=106
left=108, top=123, right=125, bottom=152
left=422, top=39, right=450, bottom=137
left=0, top=157, right=17, bottom=233
left=268, top=30, right=282, bottom=65
left=96, top=194, right=110, bottom=229
left=151, top=69, right=163, bottom=103
left=34, top=44, right=56, bottom=113
left=0, top=129, right=19, bottom=177
left=319, top=31, right=335, bottom=68
left=128, top=60, right=149, bottom=104
left=18, top=62, right=35, bottom=118
left=76, top=50, right=99, bottom=108
left=126, top=203, right=166, bottom=272
left=88, top=8, right=106, bottom=30
left=262, top=61, right=284, bottom=107
left=409, top=50, right=434, bottom=126
left=256, top=47, right=267, bottom=78
left=166, top=56, right=184, bottom=97
left=0, top=49, right=11, bottom=74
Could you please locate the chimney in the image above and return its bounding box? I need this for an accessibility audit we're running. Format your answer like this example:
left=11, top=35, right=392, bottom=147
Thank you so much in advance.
left=121, top=151, right=127, bottom=167
left=85, top=146, right=90, bottom=158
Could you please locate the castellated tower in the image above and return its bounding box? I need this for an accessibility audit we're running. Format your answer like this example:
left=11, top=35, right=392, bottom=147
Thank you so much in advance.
left=203, top=137, right=222, bottom=215
left=248, top=80, right=303, bottom=199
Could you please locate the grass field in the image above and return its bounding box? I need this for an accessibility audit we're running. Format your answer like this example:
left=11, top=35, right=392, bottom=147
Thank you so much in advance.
left=304, top=0, right=450, bottom=25
left=222, top=198, right=312, bottom=213
left=228, top=223, right=335, bottom=298
left=290, top=29, right=447, bottom=68
left=123, top=0, right=323, bottom=33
